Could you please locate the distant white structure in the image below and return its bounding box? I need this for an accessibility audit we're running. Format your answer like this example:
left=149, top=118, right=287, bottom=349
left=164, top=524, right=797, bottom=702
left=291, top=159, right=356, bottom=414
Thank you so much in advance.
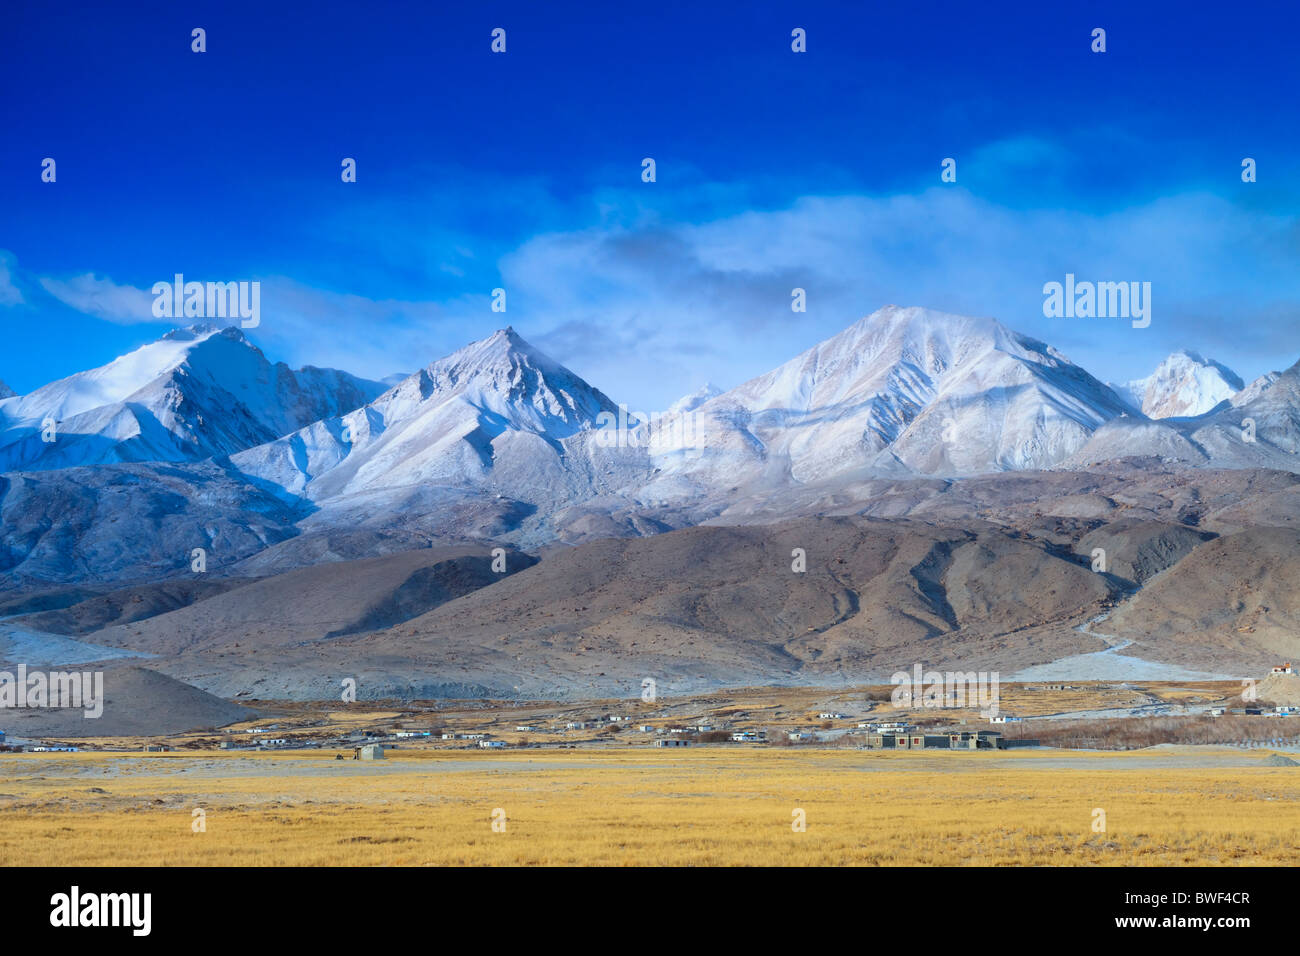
left=654, top=738, right=689, bottom=747
left=989, top=716, right=1022, bottom=724
left=865, top=721, right=913, bottom=734
left=638, top=725, right=655, bottom=733
left=817, top=712, right=847, bottom=720
left=731, top=731, right=764, bottom=743
left=479, top=739, right=506, bottom=748
left=1271, top=663, right=1295, bottom=675
left=515, top=725, right=537, bottom=732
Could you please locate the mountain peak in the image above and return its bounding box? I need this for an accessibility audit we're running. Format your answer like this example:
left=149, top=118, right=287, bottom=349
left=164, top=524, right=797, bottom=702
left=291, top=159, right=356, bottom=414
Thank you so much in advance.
left=667, top=383, right=723, bottom=415
left=160, top=322, right=238, bottom=343
left=0, top=322, right=383, bottom=472
left=1117, top=351, right=1243, bottom=419
left=415, top=328, right=616, bottom=434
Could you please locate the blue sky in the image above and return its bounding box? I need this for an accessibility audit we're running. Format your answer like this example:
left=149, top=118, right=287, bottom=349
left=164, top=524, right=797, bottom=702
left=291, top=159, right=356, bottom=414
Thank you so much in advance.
left=2, top=0, right=1298, bottom=408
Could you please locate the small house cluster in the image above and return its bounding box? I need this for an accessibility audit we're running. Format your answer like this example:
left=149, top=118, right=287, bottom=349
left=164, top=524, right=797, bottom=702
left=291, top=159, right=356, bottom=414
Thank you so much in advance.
left=861, top=730, right=1037, bottom=750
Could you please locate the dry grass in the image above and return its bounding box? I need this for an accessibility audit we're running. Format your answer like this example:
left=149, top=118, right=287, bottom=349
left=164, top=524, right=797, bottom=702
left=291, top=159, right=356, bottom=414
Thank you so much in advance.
left=1, top=747, right=1298, bottom=866
left=1003, top=715, right=1300, bottom=749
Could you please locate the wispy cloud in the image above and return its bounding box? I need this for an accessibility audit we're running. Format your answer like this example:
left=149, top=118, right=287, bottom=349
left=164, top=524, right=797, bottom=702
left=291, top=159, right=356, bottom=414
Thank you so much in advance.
left=17, top=180, right=1300, bottom=410
left=38, top=273, right=155, bottom=325
left=0, top=252, right=25, bottom=307
left=494, top=187, right=1300, bottom=405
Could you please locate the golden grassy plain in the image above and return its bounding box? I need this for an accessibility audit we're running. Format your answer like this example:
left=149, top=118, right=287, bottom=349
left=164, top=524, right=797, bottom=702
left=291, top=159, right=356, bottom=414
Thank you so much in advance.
left=1, top=747, right=1297, bottom=866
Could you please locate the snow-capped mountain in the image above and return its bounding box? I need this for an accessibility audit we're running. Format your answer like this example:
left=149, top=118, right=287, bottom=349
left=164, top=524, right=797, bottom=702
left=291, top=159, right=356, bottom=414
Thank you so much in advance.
left=0, top=324, right=385, bottom=471
left=0, top=379, right=14, bottom=400
left=1069, top=355, right=1300, bottom=470
left=1189, top=357, right=1300, bottom=461
left=1113, top=351, right=1243, bottom=419
left=636, top=306, right=1133, bottom=495
left=232, top=327, right=621, bottom=503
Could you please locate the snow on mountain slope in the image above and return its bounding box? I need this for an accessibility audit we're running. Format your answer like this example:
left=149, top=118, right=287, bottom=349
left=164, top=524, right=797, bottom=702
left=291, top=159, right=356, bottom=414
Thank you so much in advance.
left=1231, top=370, right=1281, bottom=407
left=0, top=380, right=14, bottom=400
left=634, top=306, right=1133, bottom=493
left=1112, top=351, right=1243, bottom=419
left=1188, top=356, right=1300, bottom=462
left=0, top=324, right=385, bottom=471
left=232, top=327, right=621, bottom=504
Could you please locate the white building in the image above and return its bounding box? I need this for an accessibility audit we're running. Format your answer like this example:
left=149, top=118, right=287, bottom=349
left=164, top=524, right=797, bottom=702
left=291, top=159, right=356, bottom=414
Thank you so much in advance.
left=866, top=721, right=913, bottom=734
left=479, top=739, right=506, bottom=748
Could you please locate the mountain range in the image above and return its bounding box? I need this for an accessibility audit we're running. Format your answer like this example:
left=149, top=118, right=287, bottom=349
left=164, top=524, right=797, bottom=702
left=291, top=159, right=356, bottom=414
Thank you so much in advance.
left=2, top=305, right=1297, bottom=703
left=0, top=324, right=385, bottom=472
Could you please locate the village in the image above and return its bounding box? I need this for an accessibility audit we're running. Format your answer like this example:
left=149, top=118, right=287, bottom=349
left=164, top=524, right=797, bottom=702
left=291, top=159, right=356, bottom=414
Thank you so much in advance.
left=4, top=667, right=1300, bottom=757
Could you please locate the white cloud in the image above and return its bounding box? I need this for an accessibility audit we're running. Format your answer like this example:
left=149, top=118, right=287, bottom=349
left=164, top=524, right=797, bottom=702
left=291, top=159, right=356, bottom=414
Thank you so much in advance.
left=0, top=252, right=24, bottom=306
left=23, top=185, right=1298, bottom=410
left=38, top=273, right=155, bottom=324
left=495, top=189, right=1300, bottom=407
